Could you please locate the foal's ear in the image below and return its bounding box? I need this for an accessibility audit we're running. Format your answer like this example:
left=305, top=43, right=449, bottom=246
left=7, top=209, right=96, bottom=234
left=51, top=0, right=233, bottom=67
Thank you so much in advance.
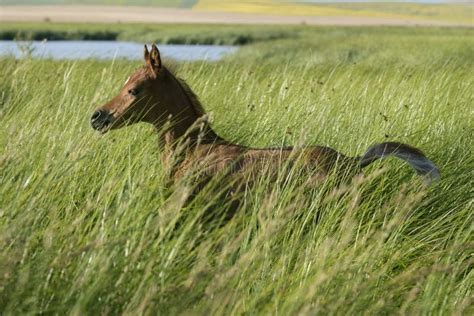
left=144, top=43, right=162, bottom=78
left=144, top=44, right=150, bottom=62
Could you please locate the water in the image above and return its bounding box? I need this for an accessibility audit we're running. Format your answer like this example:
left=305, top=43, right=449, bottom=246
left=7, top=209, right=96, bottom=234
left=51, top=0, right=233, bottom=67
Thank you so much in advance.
left=0, top=41, right=237, bottom=61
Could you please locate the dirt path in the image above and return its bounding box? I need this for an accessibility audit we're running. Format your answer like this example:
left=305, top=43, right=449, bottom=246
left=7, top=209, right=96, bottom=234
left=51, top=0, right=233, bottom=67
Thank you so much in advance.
left=0, top=5, right=471, bottom=27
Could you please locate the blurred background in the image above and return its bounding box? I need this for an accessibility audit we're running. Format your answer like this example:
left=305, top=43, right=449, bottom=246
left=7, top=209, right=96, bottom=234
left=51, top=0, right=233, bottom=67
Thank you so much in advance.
left=1, top=0, right=472, bottom=60
left=1, top=0, right=473, bottom=25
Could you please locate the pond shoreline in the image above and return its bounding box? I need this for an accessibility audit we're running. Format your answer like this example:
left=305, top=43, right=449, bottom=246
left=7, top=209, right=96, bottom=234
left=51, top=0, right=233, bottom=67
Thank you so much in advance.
left=0, top=21, right=296, bottom=46
left=0, top=40, right=237, bottom=61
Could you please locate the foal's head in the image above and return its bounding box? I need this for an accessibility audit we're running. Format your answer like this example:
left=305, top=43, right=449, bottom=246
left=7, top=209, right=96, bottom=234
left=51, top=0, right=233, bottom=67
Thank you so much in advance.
left=91, top=44, right=192, bottom=133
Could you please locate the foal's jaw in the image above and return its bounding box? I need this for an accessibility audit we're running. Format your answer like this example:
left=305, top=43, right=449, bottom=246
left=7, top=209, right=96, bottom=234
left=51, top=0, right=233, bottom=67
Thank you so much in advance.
left=90, top=110, right=132, bottom=134
left=91, top=101, right=151, bottom=134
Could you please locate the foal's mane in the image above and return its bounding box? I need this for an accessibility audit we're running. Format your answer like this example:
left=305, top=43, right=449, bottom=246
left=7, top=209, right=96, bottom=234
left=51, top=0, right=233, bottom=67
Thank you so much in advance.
left=177, top=78, right=207, bottom=117
left=165, top=64, right=207, bottom=118
left=163, top=64, right=227, bottom=143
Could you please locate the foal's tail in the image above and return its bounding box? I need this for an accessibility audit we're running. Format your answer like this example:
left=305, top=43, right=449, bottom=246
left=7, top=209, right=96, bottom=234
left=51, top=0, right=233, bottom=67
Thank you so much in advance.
left=358, top=142, right=440, bottom=184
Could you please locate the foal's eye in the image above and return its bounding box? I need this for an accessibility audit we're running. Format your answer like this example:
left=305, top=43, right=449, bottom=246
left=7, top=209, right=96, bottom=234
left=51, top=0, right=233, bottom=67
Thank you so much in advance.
left=128, top=88, right=139, bottom=96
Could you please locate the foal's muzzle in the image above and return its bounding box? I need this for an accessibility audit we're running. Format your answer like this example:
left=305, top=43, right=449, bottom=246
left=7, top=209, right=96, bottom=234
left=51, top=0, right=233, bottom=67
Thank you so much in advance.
left=91, top=109, right=113, bottom=132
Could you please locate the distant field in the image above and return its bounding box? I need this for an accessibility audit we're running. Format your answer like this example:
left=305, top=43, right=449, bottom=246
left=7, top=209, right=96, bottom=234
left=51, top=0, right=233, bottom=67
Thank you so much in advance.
left=0, top=0, right=197, bottom=6
left=0, top=22, right=295, bottom=45
left=194, top=0, right=474, bottom=23
left=1, top=0, right=473, bottom=23
left=1, top=24, right=473, bottom=314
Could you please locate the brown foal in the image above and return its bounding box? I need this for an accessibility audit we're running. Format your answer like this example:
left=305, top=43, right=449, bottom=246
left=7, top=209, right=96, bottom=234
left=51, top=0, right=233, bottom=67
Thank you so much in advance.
left=91, top=44, right=440, bottom=187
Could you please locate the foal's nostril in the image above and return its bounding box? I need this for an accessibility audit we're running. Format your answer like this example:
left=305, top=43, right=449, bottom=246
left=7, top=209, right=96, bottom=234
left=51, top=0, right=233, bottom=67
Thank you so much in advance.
left=91, top=110, right=103, bottom=122
left=91, top=109, right=112, bottom=131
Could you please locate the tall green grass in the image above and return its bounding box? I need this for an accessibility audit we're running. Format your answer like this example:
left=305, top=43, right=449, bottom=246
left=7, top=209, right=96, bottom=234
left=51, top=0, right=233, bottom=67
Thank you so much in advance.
left=0, top=22, right=295, bottom=45
left=0, top=26, right=473, bottom=314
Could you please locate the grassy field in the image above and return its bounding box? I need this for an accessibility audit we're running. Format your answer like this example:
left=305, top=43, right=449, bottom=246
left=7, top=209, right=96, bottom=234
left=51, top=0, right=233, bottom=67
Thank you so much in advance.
left=0, top=22, right=295, bottom=45
left=194, top=0, right=474, bottom=23
left=2, top=0, right=472, bottom=24
left=0, top=25, right=473, bottom=314
left=0, top=0, right=197, bottom=7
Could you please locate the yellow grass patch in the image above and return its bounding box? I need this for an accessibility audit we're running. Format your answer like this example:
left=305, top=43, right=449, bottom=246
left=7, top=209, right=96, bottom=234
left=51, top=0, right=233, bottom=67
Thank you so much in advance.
left=193, top=0, right=474, bottom=24
left=193, top=1, right=386, bottom=17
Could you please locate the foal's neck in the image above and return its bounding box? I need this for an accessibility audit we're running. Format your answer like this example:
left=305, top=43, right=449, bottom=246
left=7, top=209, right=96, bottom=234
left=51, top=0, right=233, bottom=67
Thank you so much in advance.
left=153, top=68, right=227, bottom=148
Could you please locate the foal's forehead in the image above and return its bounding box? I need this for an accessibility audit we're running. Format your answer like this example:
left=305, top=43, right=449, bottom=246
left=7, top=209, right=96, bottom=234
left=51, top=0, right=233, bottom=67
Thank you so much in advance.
left=124, top=67, right=149, bottom=86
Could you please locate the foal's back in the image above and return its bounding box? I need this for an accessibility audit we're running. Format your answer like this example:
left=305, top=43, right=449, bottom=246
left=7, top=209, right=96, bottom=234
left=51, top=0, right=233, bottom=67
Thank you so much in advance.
left=174, top=143, right=357, bottom=180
